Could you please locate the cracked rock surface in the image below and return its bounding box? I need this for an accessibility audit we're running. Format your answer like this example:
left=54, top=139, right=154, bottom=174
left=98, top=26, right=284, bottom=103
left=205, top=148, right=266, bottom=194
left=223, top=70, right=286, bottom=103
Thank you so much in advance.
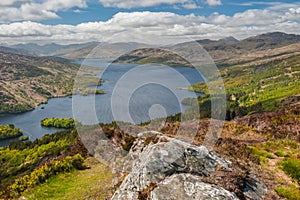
left=112, top=131, right=266, bottom=200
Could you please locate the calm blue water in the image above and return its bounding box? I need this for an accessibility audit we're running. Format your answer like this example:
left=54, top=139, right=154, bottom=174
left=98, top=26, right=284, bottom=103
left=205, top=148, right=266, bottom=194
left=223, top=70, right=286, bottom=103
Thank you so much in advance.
left=0, top=59, right=204, bottom=146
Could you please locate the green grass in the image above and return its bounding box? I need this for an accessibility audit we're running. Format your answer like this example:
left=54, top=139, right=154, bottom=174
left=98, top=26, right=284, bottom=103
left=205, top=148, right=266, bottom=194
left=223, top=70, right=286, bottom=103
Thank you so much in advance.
left=247, top=140, right=300, bottom=200
left=279, top=158, right=300, bottom=183
left=23, top=158, right=114, bottom=200
left=247, top=146, right=274, bottom=163
left=262, top=140, right=299, bottom=158
left=274, top=150, right=289, bottom=157
left=248, top=140, right=300, bottom=165
left=275, top=185, right=300, bottom=200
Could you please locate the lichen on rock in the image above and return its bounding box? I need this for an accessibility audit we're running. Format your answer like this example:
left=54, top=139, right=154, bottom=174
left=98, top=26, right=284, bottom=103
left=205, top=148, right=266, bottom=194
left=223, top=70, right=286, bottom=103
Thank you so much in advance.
left=112, top=131, right=267, bottom=200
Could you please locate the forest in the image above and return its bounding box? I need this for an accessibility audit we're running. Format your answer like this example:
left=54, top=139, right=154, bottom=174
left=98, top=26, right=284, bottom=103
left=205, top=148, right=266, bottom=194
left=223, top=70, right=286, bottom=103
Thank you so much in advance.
left=41, top=118, right=76, bottom=129
left=0, top=124, right=23, bottom=140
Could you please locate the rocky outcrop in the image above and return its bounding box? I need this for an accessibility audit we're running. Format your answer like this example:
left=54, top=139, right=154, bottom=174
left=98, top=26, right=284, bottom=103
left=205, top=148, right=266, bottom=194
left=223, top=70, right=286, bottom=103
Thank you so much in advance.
left=150, top=174, right=238, bottom=200
left=112, top=131, right=267, bottom=200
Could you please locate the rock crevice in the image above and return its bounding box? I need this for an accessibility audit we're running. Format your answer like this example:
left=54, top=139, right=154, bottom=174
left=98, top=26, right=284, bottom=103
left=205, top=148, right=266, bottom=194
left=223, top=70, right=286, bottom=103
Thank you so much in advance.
left=112, top=131, right=267, bottom=200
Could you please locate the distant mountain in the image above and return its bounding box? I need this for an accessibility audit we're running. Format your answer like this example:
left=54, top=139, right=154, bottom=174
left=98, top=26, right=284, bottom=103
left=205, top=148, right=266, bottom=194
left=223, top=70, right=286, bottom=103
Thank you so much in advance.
left=62, top=42, right=153, bottom=60
left=232, top=32, right=300, bottom=50
left=10, top=42, right=151, bottom=60
left=196, top=37, right=239, bottom=45
left=114, top=48, right=192, bottom=67
left=10, top=42, right=99, bottom=57
left=115, top=32, right=300, bottom=67
left=0, top=46, right=38, bottom=56
left=171, top=36, right=238, bottom=49
left=195, top=39, right=216, bottom=45
left=218, top=36, right=239, bottom=43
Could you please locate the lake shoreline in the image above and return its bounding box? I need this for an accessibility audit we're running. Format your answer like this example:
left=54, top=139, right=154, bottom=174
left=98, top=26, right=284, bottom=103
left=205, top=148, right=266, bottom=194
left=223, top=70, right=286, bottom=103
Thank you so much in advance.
left=0, top=60, right=204, bottom=147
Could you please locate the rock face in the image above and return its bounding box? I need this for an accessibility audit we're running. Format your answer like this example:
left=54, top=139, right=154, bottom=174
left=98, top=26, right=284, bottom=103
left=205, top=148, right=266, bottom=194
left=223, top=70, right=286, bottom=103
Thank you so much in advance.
left=112, top=131, right=266, bottom=200
left=150, top=174, right=238, bottom=200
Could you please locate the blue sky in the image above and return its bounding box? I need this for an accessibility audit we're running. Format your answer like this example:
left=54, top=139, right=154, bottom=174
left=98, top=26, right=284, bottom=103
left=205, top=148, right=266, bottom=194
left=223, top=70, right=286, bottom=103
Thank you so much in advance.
left=0, top=0, right=299, bottom=44
left=44, top=0, right=298, bottom=25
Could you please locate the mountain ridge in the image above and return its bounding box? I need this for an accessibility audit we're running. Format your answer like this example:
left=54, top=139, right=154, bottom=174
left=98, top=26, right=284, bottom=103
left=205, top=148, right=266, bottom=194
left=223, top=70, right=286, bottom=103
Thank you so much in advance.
left=114, top=32, right=300, bottom=67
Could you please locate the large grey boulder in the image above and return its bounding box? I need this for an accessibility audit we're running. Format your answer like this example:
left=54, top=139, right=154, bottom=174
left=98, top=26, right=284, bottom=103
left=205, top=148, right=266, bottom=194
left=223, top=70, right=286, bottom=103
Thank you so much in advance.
left=151, top=174, right=238, bottom=200
left=112, top=131, right=266, bottom=200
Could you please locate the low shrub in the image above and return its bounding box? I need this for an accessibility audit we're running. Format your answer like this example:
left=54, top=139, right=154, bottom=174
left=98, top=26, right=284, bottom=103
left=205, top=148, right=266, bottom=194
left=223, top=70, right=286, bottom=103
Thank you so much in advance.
left=10, top=154, right=84, bottom=194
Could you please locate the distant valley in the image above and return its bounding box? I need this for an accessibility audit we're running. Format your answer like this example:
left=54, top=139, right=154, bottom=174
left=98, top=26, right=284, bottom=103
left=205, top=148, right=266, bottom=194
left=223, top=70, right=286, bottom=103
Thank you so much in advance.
left=0, top=32, right=299, bottom=115
left=0, top=31, right=299, bottom=200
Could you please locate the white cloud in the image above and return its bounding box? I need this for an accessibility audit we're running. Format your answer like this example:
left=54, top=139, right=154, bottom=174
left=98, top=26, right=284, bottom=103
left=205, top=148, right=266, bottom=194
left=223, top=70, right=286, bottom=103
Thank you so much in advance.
left=182, top=3, right=202, bottom=9
left=0, top=0, right=87, bottom=22
left=41, top=0, right=87, bottom=12
left=0, top=21, right=52, bottom=37
left=98, top=0, right=207, bottom=9
left=98, top=0, right=220, bottom=8
left=0, top=7, right=59, bottom=22
left=73, top=9, right=82, bottom=13
left=0, top=5, right=299, bottom=45
left=230, top=2, right=280, bottom=7
left=0, top=0, right=32, bottom=6
left=99, top=0, right=181, bottom=8
left=206, top=0, right=222, bottom=6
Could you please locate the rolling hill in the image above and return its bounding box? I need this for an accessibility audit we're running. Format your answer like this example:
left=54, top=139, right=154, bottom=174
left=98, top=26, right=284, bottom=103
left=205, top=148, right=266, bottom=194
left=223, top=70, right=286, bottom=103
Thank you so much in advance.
left=0, top=51, right=80, bottom=113
left=9, top=42, right=99, bottom=57
left=61, top=42, right=152, bottom=60
left=114, top=32, right=300, bottom=67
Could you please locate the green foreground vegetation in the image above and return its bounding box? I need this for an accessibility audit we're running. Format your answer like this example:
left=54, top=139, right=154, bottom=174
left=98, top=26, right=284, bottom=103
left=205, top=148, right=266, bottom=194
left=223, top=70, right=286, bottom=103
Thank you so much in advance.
left=0, top=124, right=23, bottom=140
left=280, top=158, right=300, bottom=183
left=10, top=154, right=85, bottom=194
left=22, top=158, right=114, bottom=200
left=247, top=140, right=300, bottom=200
left=0, top=117, right=299, bottom=199
left=0, top=129, right=87, bottom=199
left=275, top=185, right=300, bottom=200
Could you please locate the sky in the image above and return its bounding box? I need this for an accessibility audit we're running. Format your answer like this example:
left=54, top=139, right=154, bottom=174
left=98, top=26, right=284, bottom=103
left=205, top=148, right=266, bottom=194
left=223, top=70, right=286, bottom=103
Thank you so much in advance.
left=0, top=0, right=299, bottom=45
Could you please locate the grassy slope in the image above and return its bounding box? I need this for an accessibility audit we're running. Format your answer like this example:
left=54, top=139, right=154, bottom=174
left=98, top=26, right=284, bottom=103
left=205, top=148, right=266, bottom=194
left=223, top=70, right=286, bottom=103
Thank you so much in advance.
left=0, top=52, right=79, bottom=113
left=23, top=158, right=114, bottom=200
left=185, top=54, right=300, bottom=119
left=249, top=140, right=300, bottom=200
left=0, top=129, right=87, bottom=199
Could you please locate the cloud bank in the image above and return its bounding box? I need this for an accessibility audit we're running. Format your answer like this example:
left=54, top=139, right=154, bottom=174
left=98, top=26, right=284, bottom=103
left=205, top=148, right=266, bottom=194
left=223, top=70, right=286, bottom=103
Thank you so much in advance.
left=0, top=3, right=299, bottom=45
left=0, top=0, right=219, bottom=23
left=0, top=0, right=87, bottom=22
left=98, top=0, right=216, bottom=9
